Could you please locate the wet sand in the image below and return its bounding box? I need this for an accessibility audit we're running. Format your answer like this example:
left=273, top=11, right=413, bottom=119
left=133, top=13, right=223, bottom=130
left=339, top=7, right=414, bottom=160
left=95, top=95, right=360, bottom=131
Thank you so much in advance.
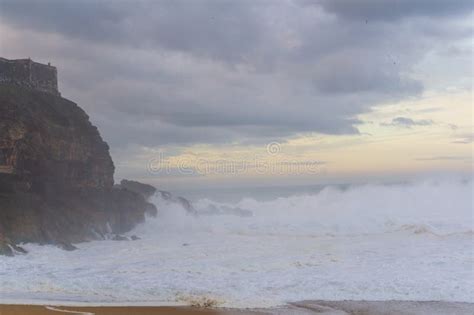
left=0, top=305, right=255, bottom=315
left=1, top=301, right=473, bottom=315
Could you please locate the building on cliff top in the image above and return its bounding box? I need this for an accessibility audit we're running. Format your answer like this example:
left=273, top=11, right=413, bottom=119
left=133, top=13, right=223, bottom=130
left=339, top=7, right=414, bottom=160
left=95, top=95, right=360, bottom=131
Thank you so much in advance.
left=0, top=57, right=60, bottom=96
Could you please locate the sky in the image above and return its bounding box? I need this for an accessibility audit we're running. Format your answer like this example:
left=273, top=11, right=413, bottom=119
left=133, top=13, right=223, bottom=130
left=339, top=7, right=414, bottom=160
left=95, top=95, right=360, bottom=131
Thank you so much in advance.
left=0, top=0, right=472, bottom=190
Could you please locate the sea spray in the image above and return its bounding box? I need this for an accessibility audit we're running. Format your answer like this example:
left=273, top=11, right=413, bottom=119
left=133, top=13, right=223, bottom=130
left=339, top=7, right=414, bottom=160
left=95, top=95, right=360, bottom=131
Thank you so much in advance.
left=1, top=179, right=472, bottom=307
left=143, top=179, right=472, bottom=238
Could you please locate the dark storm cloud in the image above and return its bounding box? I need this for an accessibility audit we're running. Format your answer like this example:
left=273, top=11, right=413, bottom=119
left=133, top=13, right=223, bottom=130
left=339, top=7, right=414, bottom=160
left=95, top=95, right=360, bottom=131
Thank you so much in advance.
left=0, top=0, right=471, bottom=149
left=381, top=117, right=434, bottom=128
left=0, top=0, right=126, bottom=41
left=315, top=0, right=474, bottom=21
left=0, top=0, right=265, bottom=64
left=311, top=52, right=423, bottom=95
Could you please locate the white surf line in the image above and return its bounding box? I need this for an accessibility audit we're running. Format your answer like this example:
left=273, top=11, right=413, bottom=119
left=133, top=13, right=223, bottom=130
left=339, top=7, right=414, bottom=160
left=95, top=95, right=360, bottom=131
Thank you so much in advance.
left=45, top=306, right=95, bottom=315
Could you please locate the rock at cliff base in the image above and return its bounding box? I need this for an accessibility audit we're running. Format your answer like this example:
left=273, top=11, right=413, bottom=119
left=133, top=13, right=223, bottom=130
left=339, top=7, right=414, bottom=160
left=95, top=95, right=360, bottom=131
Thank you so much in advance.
left=118, top=180, right=157, bottom=199
left=0, top=241, right=13, bottom=256
left=57, top=242, right=78, bottom=251
left=11, top=244, right=27, bottom=254
left=112, top=235, right=129, bottom=241
left=158, top=190, right=197, bottom=215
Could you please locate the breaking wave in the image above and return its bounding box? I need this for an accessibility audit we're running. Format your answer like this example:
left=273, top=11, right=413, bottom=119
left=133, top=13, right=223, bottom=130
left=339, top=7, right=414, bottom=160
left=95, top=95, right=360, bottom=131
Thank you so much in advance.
left=1, top=179, right=472, bottom=307
left=145, top=179, right=473, bottom=238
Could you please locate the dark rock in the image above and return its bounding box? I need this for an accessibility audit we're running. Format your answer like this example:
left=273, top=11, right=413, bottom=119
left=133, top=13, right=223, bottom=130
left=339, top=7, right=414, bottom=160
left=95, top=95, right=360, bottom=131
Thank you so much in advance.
left=118, top=179, right=156, bottom=199
left=158, top=190, right=197, bottom=215
left=0, top=237, right=13, bottom=256
left=145, top=202, right=158, bottom=217
left=158, top=190, right=173, bottom=200
left=112, top=234, right=129, bottom=241
left=57, top=242, right=78, bottom=251
left=130, top=235, right=140, bottom=241
left=176, top=196, right=197, bottom=214
left=0, top=245, right=13, bottom=256
left=11, top=243, right=27, bottom=254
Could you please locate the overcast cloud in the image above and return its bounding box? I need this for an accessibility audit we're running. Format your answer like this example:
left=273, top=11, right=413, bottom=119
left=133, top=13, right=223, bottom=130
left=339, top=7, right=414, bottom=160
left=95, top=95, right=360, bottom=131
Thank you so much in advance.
left=0, top=0, right=472, bottom=149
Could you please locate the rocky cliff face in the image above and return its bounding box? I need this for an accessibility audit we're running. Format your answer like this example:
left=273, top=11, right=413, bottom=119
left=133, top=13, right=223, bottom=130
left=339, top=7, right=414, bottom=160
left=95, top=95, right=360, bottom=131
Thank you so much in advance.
left=0, top=84, right=113, bottom=192
left=0, top=84, right=156, bottom=255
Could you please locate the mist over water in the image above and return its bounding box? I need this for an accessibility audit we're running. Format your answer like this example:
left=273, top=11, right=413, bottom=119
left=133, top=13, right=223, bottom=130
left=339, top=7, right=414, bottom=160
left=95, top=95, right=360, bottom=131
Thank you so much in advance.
left=152, top=179, right=472, bottom=236
left=1, top=179, right=472, bottom=307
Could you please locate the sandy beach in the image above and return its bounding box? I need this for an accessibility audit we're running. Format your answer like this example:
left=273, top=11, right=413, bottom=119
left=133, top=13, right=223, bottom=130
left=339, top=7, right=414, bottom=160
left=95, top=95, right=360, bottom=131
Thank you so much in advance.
left=0, top=304, right=248, bottom=315
left=1, top=301, right=473, bottom=315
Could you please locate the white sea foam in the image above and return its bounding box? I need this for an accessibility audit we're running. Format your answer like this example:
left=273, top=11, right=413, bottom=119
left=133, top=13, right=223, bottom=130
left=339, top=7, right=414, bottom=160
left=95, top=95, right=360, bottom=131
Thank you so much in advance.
left=0, top=180, right=472, bottom=307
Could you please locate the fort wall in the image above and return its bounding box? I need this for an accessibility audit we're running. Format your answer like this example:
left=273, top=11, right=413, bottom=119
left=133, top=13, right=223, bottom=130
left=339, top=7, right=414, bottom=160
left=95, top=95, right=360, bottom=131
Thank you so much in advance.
left=0, top=57, right=59, bottom=96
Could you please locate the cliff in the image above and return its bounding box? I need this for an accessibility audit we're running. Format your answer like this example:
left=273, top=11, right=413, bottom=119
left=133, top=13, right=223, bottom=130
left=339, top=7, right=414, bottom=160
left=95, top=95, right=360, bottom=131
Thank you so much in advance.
left=0, top=84, right=157, bottom=255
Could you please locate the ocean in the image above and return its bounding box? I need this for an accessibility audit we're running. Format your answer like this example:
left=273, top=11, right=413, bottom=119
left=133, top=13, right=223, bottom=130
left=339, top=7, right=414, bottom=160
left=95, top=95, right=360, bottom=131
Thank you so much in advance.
left=0, top=179, right=472, bottom=308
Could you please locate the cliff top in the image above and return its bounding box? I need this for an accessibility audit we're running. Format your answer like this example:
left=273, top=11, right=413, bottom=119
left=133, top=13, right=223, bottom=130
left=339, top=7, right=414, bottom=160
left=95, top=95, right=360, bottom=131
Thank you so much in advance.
left=0, top=57, right=59, bottom=96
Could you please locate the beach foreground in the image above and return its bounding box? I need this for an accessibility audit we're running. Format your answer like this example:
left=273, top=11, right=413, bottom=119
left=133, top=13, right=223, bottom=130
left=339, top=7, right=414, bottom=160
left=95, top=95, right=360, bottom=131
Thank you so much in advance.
left=1, top=301, right=473, bottom=315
